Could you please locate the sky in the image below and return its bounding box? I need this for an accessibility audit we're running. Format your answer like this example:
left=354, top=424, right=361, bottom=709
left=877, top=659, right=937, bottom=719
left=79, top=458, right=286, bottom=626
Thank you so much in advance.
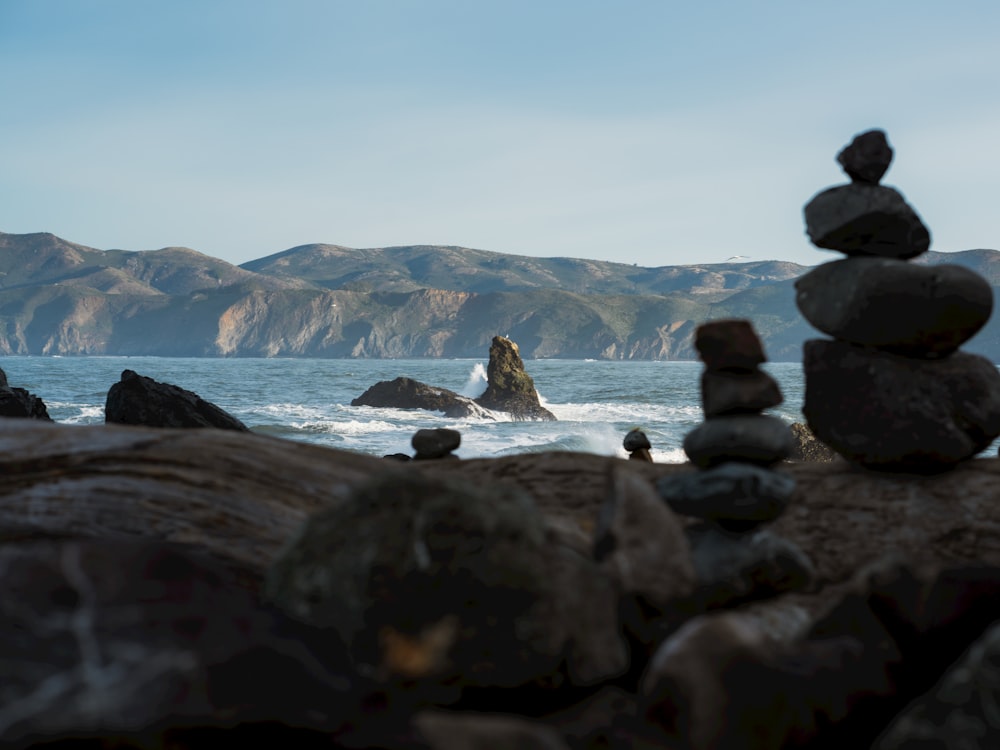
left=1, top=1, right=999, bottom=269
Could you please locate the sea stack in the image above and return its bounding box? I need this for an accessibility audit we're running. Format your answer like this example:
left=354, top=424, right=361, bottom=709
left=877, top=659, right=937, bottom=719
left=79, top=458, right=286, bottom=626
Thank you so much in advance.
left=797, top=129, right=1000, bottom=472
left=656, top=320, right=813, bottom=606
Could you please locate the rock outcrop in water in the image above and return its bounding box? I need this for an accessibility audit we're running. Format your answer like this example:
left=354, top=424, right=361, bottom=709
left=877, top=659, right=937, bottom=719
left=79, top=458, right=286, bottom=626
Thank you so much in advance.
left=353, top=336, right=556, bottom=422
left=0, top=367, right=51, bottom=420
left=475, top=336, right=556, bottom=420
left=105, top=369, right=250, bottom=431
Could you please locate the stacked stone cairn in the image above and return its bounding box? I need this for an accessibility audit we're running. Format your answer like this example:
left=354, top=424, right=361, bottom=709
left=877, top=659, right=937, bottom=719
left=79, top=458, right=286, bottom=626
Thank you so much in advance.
left=411, top=427, right=461, bottom=460
left=656, top=320, right=814, bottom=607
left=797, top=129, right=1000, bottom=472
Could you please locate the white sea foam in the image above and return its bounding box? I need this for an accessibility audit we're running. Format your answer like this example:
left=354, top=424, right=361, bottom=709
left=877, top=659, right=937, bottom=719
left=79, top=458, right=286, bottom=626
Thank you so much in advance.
left=58, top=405, right=105, bottom=424
left=459, top=362, right=489, bottom=397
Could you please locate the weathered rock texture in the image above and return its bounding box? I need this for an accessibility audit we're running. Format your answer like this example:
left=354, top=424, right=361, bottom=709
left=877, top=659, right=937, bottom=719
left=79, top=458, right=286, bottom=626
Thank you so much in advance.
left=105, top=369, right=249, bottom=431
left=4, top=419, right=1000, bottom=746
left=0, top=367, right=52, bottom=420
left=475, top=335, right=556, bottom=420
left=351, top=376, right=493, bottom=419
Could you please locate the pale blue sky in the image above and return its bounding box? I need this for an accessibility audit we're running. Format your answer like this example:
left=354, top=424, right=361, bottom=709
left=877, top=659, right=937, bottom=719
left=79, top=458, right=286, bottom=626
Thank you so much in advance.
left=1, top=1, right=998, bottom=267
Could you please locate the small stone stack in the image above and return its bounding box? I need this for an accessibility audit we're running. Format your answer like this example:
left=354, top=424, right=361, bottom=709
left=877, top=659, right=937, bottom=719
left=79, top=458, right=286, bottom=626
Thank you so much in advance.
left=656, top=320, right=813, bottom=607
left=797, top=129, right=1000, bottom=472
left=623, top=427, right=653, bottom=462
left=412, top=427, right=461, bottom=460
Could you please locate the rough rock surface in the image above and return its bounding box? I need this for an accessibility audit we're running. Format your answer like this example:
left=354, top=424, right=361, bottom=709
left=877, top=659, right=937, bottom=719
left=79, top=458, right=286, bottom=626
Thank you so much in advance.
left=475, top=336, right=556, bottom=421
left=875, top=620, right=1000, bottom=749
left=795, top=257, right=993, bottom=357
left=0, top=367, right=52, bottom=420
left=351, top=376, right=494, bottom=419
left=803, top=183, right=931, bottom=258
left=6, top=418, right=1000, bottom=745
left=264, top=474, right=627, bottom=690
left=0, top=539, right=356, bottom=749
left=788, top=422, right=839, bottom=462
left=803, top=339, right=1000, bottom=471
left=105, top=369, right=249, bottom=431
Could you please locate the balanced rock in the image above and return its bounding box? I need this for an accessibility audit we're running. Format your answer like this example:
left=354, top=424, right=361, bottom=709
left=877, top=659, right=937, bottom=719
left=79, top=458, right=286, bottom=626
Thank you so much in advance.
left=105, top=369, right=249, bottom=431
left=413, top=427, right=461, bottom=460
left=700, top=369, right=783, bottom=416
left=683, top=414, right=795, bottom=469
left=804, top=183, right=931, bottom=259
left=0, top=367, right=52, bottom=420
left=656, top=462, right=796, bottom=525
left=795, top=257, right=992, bottom=357
left=802, top=339, right=1000, bottom=471
left=475, top=335, right=556, bottom=421
left=837, top=128, right=893, bottom=184
left=352, top=376, right=494, bottom=419
left=693, top=319, right=766, bottom=371
left=623, top=427, right=653, bottom=462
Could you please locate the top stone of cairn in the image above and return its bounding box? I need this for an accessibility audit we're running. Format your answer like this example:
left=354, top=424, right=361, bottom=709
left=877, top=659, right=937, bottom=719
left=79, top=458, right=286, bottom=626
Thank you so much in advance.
left=836, top=129, right=893, bottom=184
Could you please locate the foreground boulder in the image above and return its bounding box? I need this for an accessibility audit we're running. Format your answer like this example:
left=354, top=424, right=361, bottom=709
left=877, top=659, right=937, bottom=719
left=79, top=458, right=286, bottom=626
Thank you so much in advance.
left=105, top=369, right=249, bottom=431
left=264, top=473, right=631, bottom=693
left=475, top=336, right=556, bottom=421
left=352, top=376, right=494, bottom=419
left=0, top=367, right=52, bottom=420
left=0, top=539, right=359, bottom=749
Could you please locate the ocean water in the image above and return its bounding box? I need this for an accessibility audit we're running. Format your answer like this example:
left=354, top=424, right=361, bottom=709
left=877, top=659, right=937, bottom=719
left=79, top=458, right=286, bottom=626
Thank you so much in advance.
left=0, top=356, right=814, bottom=462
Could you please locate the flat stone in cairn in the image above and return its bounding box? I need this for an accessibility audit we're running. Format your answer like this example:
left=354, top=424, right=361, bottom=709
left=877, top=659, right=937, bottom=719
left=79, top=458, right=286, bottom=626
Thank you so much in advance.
left=412, top=428, right=461, bottom=460
left=701, top=369, right=783, bottom=417
left=837, top=129, right=893, bottom=184
left=656, top=463, right=796, bottom=525
left=795, top=257, right=992, bottom=358
left=685, top=523, right=816, bottom=609
left=804, top=183, right=931, bottom=259
left=802, top=339, right=1000, bottom=472
left=683, top=415, right=795, bottom=469
left=694, top=320, right=766, bottom=371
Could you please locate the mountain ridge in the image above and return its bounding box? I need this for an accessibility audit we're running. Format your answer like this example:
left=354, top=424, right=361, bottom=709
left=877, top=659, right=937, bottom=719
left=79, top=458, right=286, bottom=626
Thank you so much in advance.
left=0, top=230, right=997, bottom=361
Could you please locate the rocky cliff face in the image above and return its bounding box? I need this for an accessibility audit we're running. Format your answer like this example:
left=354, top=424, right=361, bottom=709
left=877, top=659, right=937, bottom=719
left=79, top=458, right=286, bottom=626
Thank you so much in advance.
left=0, top=230, right=997, bottom=361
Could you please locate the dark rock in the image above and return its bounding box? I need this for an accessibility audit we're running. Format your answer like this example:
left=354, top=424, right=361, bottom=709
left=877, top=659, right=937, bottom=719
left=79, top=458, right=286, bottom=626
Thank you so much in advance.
left=623, top=428, right=651, bottom=452
left=475, top=336, right=556, bottom=421
left=693, top=319, right=766, bottom=371
left=385, top=452, right=413, bottom=461
left=352, top=376, right=495, bottom=419
left=795, top=257, right=993, bottom=357
left=412, top=427, right=461, bottom=459
left=685, top=523, right=815, bottom=609
left=264, top=474, right=627, bottom=692
left=656, top=462, right=795, bottom=525
left=641, top=611, right=871, bottom=749
left=592, top=469, right=696, bottom=610
left=105, top=369, right=249, bottom=431
left=788, top=422, right=839, bottom=462
left=0, top=539, right=356, bottom=748
left=803, top=339, right=1000, bottom=471
left=701, top=368, right=783, bottom=416
left=0, top=366, right=52, bottom=420
left=414, top=711, right=571, bottom=750
left=683, top=414, right=795, bottom=468
left=804, top=183, right=931, bottom=258
left=875, top=621, right=1000, bottom=749
left=837, top=128, right=893, bottom=184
